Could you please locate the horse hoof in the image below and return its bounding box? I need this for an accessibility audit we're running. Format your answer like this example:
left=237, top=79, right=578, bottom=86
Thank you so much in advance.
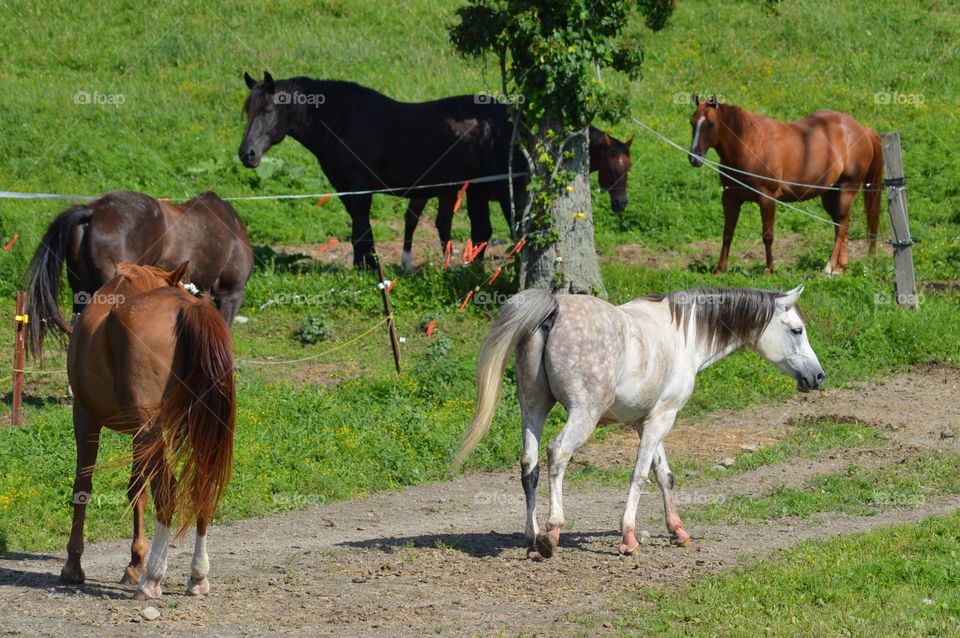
left=186, top=576, right=210, bottom=596
left=534, top=533, right=556, bottom=559
left=120, top=566, right=144, bottom=584
left=618, top=542, right=642, bottom=556
left=58, top=566, right=85, bottom=585
left=671, top=536, right=693, bottom=548
left=136, top=581, right=162, bottom=600
left=526, top=549, right=543, bottom=561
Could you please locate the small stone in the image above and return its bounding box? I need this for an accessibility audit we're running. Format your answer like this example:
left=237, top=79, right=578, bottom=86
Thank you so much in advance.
left=720, top=457, right=736, bottom=468
left=739, top=444, right=759, bottom=453
left=683, top=469, right=699, bottom=478
left=139, top=607, right=160, bottom=621
left=711, top=464, right=727, bottom=471
left=639, top=530, right=651, bottom=544
left=940, top=428, right=955, bottom=440
left=922, top=598, right=936, bottom=606
left=233, top=315, right=249, bottom=324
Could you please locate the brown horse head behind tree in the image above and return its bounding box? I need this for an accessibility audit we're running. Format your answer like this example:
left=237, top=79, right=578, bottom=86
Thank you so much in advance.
left=688, top=96, right=882, bottom=274
left=61, top=262, right=235, bottom=600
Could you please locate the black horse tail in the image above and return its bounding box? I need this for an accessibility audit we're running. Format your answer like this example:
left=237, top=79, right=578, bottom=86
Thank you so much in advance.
left=25, top=204, right=92, bottom=360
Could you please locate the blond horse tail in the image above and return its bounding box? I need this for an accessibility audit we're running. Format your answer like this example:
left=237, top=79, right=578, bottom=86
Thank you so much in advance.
left=452, top=289, right=558, bottom=470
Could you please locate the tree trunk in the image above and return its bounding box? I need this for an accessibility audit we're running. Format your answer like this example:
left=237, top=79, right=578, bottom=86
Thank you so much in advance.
left=519, top=123, right=606, bottom=297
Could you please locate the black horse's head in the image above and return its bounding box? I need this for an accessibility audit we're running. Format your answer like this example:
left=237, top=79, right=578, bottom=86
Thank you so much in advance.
left=239, top=71, right=292, bottom=168
left=688, top=94, right=720, bottom=167
left=594, top=132, right=633, bottom=213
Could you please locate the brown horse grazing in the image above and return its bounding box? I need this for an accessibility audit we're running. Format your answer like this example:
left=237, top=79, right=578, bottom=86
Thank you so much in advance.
left=399, top=126, right=633, bottom=271
left=62, top=262, right=235, bottom=600
left=25, top=190, right=253, bottom=360
left=688, top=96, right=882, bottom=274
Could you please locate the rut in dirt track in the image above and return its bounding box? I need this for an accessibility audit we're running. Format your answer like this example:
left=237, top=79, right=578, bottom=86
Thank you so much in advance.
left=1, top=365, right=957, bottom=637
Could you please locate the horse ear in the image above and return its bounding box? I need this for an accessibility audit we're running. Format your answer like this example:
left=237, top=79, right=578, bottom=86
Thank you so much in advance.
left=693, top=94, right=701, bottom=105
left=708, top=95, right=718, bottom=108
left=776, top=285, right=804, bottom=310
left=244, top=71, right=257, bottom=89
left=603, top=133, right=612, bottom=147
left=625, top=135, right=634, bottom=149
left=168, top=261, right=190, bottom=286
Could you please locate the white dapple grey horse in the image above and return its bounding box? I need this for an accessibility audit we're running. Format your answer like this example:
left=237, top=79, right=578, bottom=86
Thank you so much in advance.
left=453, top=286, right=824, bottom=559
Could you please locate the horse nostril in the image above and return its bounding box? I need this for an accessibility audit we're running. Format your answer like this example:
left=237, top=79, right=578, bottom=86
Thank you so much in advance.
left=816, top=372, right=825, bottom=384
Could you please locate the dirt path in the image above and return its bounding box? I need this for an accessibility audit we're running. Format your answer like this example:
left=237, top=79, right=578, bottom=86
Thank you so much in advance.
left=2, top=365, right=958, bottom=636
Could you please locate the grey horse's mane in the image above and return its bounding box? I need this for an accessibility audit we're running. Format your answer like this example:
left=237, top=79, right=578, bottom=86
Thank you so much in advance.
left=643, top=288, right=784, bottom=351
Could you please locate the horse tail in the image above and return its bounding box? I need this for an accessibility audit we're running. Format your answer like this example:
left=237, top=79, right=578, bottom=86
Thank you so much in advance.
left=155, top=301, right=236, bottom=538
left=452, top=289, right=558, bottom=470
left=24, top=204, right=92, bottom=360
left=865, top=132, right=884, bottom=253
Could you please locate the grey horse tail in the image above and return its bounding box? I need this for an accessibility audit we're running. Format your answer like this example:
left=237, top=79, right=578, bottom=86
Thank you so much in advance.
left=452, top=289, right=558, bottom=470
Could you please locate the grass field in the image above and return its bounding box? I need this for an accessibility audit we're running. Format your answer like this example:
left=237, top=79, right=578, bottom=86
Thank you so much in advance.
left=0, top=0, right=958, bottom=633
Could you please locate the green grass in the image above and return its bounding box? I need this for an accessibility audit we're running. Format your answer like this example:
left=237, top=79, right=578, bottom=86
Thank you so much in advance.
left=573, top=511, right=960, bottom=637
left=686, top=453, right=960, bottom=523
left=1, top=0, right=959, bottom=554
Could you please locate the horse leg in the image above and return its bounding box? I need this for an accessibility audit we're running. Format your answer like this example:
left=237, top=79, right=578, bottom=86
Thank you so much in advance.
left=466, top=190, right=492, bottom=264
left=120, top=433, right=150, bottom=584
left=834, top=190, right=856, bottom=273
left=516, top=327, right=555, bottom=560
left=60, top=403, right=102, bottom=584
left=435, top=194, right=455, bottom=252
left=402, top=199, right=427, bottom=272
left=342, top=194, right=377, bottom=270
left=620, top=408, right=678, bottom=555
left=715, top=189, right=742, bottom=274
left=653, top=443, right=691, bottom=547
left=137, top=439, right=176, bottom=599
left=540, top=407, right=601, bottom=558
left=759, top=196, right=777, bottom=274
left=186, top=516, right=211, bottom=596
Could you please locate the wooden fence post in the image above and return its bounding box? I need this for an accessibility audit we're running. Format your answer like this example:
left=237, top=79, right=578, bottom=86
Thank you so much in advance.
left=376, top=262, right=402, bottom=374
left=880, top=132, right=918, bottom=308
left=12, top=291, right=27, bottom=424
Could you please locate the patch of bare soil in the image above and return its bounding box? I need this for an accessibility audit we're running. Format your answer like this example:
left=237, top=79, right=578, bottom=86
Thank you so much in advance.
left=1, top=365, right=957, bottom=637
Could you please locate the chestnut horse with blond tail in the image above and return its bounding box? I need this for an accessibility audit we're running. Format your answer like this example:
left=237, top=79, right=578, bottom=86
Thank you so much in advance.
left=688, top=96, right=882, bottom=275
left=61, top=262, right=235, bottom=600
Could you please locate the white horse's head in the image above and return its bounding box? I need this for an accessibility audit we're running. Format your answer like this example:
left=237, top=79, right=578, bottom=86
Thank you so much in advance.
left=755, top=286, right=825, bottom=392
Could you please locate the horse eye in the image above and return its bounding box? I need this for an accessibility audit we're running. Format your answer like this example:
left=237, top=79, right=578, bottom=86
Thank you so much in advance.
left=791, top=327, right=803, bottom=335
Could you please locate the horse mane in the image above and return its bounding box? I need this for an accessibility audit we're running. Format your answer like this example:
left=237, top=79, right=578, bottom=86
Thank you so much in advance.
left=715, top=103, right=752, bottom=140
left=588, top=126, right=630, bottom=156
left=645, top=288, right=782, bottom=351
left=115, top=263, right=176, bottom=293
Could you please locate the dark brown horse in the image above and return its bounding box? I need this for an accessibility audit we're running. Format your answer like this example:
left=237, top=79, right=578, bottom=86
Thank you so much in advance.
left=399, top=126, right=633, bottom=270
left=688, top=96, right=882, bottom=274
left=239, top=72, right=524, bottom=269
left=25, top=190, right=253, bottom=359
left=62, top=262, right=235, bottom=599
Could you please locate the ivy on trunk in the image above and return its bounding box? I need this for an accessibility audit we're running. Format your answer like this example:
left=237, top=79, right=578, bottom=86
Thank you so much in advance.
left=451, top=0, right=673, bottom=294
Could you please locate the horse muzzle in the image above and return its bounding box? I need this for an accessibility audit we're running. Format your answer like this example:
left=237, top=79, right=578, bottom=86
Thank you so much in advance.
left=796, top=370, right=826, bottom=393
left=239, top=146, right=261, bottom=168
left=688, top=152, right=705, bottom=168
left=611, top=196, right=628, bottom=213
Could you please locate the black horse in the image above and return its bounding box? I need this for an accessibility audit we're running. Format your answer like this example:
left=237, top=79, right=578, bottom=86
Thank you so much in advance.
left=400, top=125, right=632, bottom=270
left=25, top=190, right=253, bottom=359
left=239, top=72, right=524, bottom=269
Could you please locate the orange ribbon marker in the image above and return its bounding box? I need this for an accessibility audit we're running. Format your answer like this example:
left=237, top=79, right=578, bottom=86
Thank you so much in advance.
left=4, top=234, right=19, bottom=251
left=462, top=239, right=474, bottom=264
left=314, top=194, right=332, bottom=208
left=159, top=197, right=169, bottom=203
left=315, top=238, right=340, bottom=254
left=426, top=319, right=436, bottom=338
left=509, top=236, right=527, bottom=255
left=453, top=180, right=470, bottom=213
left=386, top=279, right=396, bottom=294
left=485, top=266, right=502, bottom=286
left=444, top=240, right=453, bottom=269
left=458, top=290, right=474, bottom=313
